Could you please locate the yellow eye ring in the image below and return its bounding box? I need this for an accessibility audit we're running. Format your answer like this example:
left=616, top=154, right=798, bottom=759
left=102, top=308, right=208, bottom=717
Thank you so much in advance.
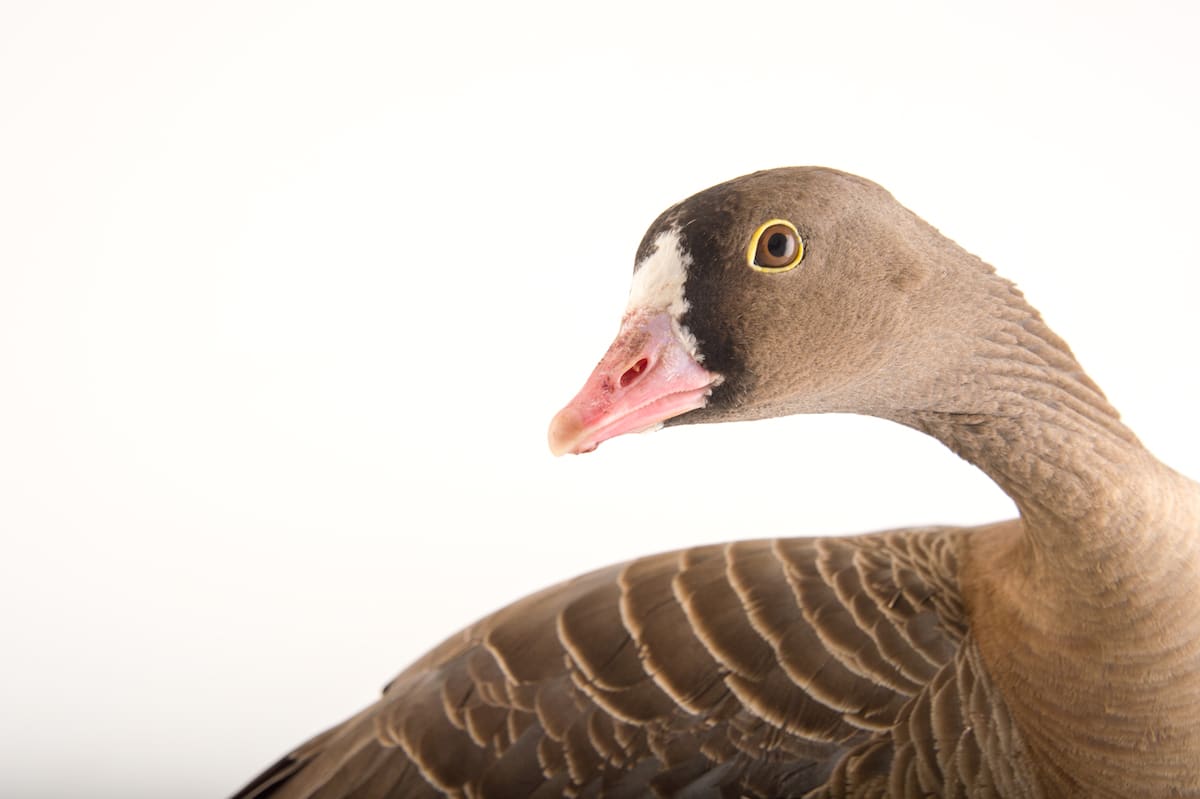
left=746, top=219, right=804, bottom=273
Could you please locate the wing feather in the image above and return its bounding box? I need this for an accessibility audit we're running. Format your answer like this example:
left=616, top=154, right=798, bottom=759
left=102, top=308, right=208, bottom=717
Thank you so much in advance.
left=233, top=526, right=1040, bottom=798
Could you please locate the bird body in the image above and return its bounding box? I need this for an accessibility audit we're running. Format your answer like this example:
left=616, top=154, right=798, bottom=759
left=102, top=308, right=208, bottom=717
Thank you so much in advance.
left=236, top=168, right=1200, bottom=798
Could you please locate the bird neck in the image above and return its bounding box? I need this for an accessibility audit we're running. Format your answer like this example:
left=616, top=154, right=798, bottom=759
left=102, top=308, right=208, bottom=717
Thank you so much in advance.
left=893, top=294, right=1200, bottom=794
left=890, top=278, right=1196, bottom=576
left=905, top=363, right=1153, bottom=561
left=904, top=368, right=1199, bottom=588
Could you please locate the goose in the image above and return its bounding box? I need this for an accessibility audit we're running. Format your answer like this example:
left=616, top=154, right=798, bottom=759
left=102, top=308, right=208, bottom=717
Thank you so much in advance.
left=234, top=167, right=1200, bottom=798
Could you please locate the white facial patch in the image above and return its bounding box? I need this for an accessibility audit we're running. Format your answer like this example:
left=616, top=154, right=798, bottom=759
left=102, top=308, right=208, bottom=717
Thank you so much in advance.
left=625, top=227, right=704, bottom=360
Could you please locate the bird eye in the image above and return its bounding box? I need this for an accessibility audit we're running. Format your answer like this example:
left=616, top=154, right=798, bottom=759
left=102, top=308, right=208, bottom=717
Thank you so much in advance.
left=747, top=219, right=804, bottom=273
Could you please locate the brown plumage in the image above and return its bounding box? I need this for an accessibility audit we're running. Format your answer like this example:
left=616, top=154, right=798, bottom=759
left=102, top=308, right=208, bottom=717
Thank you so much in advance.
left=234, top=168, right=1200, bottom=798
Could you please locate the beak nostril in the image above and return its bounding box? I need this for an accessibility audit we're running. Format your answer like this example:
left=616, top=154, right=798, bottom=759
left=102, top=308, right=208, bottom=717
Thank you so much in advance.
left=619, top=358, right=649, bottom=389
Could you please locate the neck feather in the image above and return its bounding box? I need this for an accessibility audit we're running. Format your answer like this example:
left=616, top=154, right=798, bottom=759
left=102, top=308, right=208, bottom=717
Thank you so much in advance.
left=890, top=276, right=1185, bottom=563
left=892, top=276, right=1200, bottom=793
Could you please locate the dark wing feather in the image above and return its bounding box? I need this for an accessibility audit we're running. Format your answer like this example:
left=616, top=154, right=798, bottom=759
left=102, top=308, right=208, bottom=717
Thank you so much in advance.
left=234, top=526, right=1026, bottom=798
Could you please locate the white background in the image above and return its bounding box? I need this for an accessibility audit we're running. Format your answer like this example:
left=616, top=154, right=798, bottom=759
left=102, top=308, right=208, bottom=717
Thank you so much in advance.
left=2, top=2, right=1198, bottom=796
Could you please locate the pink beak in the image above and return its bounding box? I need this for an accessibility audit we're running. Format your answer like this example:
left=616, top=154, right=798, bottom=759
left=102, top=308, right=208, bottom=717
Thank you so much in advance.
left=548, top=309, right=721, bottom=456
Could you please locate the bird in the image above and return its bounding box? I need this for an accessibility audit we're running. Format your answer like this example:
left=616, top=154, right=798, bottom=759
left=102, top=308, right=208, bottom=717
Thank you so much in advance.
left=233, top=167, right=1200, bottom=798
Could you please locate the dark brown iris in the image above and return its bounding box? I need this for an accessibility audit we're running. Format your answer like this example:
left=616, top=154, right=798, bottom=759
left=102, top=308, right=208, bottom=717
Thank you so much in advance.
left=754, top=224, right=799, bottom=268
